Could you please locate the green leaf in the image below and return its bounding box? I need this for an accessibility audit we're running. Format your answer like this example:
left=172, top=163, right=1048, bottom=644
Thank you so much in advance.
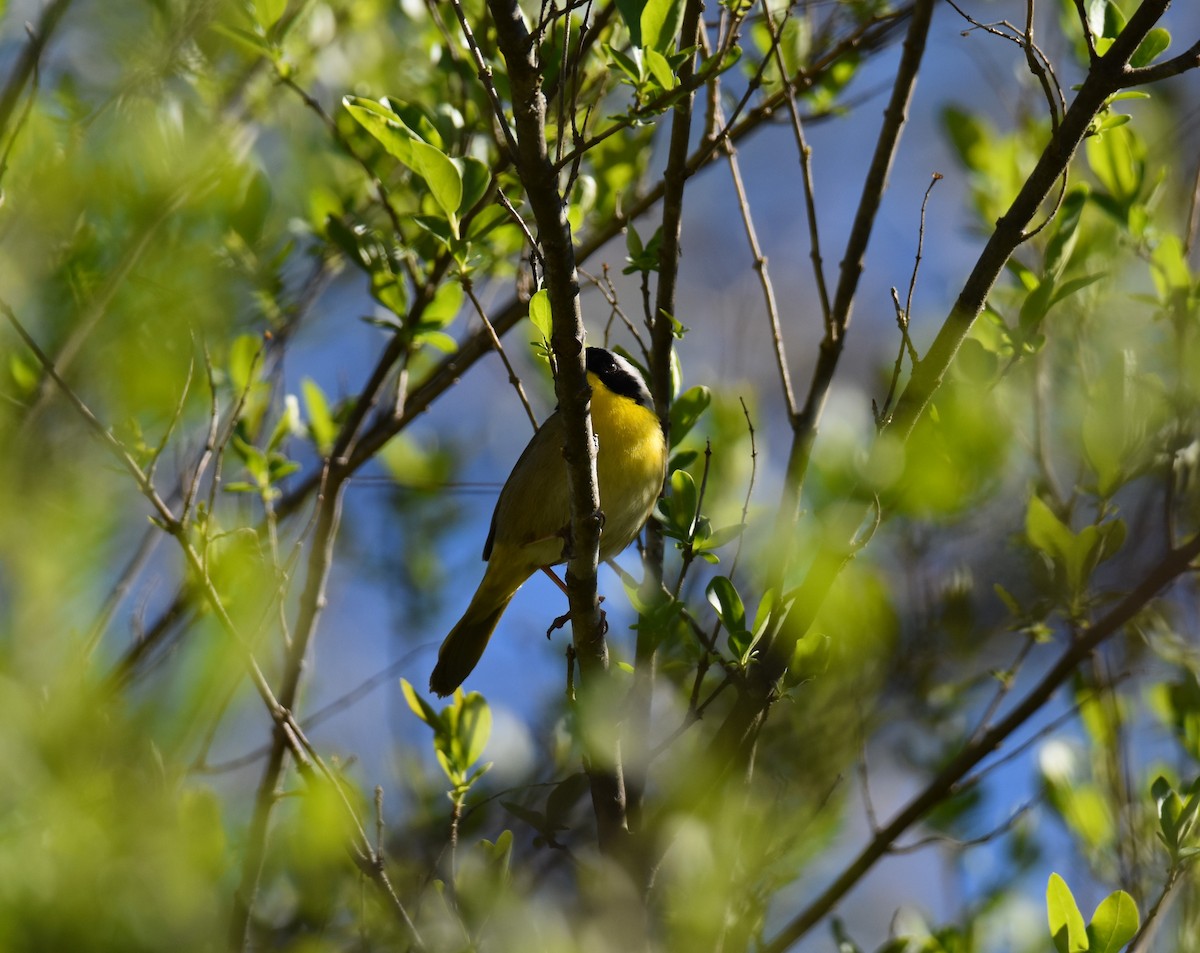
left=693, top=522, right=745, bottom=553
left=410, top=139, right=463, bottom=233
left=1047, top=873, right=1088, bottom=953
left=605, top=42, right=644, bottom=84
left=423, top=281, right=464, bottom=330
left=1130, top=27, right=1170, bottom=68
left=210, top=22, right=275, bottom=58
left=1086, top=123, right=1144, bottom=205
left=343, top=96, right=419, bottom=166
left=1026, top=495, right=1074, bottom=563
left=228, top=333, right=263, bottom=396
left=253, top=0, right=286, bottom=29
left=1043, top=186, right=1088, bottom=280
left=266, top=395, right=301, bottom=452
left=528, top=289, right=552, bottom=341
left=615, top=0, right=647, bottom=47
left=301, top=378, right=335, bottom=455
left=400, top=678, right=442, bottom=728
left=669, top=469, right=698, bottom=529
left=640, top=0, right=683, bottom=53
left=468, top=204, right=513, bottom=242
left=418, top=330, right=458, bottom=354
left=8, top=352, right=37, bottom=395
left=1151, top=233, right=1192, bottom=300
left=707, top=575, right=746, bottom=633
left=1018, top=278, right=1056, bottom=334
left=1102, top=1, right=1126, bottom=41
left=1086, top=891, right=1139, bottom=953
left=456, top=691, right=492, bottom=768
left=456, top=156, right=492, bottom=214
left=1049, top=273, right=1105, bottom=310
left=644, top=47, right=677, bottom=89
left=668, top=385, right=710, bottom=448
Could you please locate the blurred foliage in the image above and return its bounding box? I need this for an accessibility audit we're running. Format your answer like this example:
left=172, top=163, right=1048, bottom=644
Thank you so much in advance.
left=0, top=0, right=1198, bottom=951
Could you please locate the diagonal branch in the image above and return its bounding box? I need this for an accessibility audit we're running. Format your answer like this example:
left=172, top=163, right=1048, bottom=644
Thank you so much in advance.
left=761, top=529, right=1200, bottom=953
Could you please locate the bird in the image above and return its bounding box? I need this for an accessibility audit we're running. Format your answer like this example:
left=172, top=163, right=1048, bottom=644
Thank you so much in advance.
left=429, top=347, right=667, bottom=696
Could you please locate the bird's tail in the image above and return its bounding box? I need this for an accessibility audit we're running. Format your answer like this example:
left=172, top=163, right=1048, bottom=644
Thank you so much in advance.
left=429, top=572, right=517, bottom=696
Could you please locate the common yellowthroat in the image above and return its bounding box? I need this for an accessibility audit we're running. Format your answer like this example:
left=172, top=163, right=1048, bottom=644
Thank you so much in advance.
left=429, top=348, right=667, bottom=696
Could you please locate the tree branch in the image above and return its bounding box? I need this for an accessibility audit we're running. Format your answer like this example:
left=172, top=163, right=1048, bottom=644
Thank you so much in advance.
left=484, top=0, right=627, bottom=851
left=761, top=529, right=1200, bottom=953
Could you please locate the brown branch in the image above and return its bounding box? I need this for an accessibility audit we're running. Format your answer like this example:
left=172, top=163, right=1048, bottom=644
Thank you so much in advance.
left=885, top=0, right=1183, bottom=443
left=767, top=0, right=936, bottom=596
left=1122, top=38, right=1200, bottom=86
left=723, top=118, right=797, bottom=420
left=461, top=276, right=540, bottom=432
left=484, top=0, right=626, bottom=852
left=763, top=5, right=832, bottom=331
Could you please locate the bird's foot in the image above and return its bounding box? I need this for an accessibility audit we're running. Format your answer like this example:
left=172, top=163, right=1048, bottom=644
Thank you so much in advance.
left=545, top=596, right=606, bottom=640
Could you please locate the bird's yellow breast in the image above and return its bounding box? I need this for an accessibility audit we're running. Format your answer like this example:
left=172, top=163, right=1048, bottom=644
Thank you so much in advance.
left=588, top=371, right=667, bottom=558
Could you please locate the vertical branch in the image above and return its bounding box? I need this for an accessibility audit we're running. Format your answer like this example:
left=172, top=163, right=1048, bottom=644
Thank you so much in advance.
left=483, top=0, right=626, bottom=851
left=772, top=0, right=936, bottom=577
left=626, top=0, right=707, bottom=832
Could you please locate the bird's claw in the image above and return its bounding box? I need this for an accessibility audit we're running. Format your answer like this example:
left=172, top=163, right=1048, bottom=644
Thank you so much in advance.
left=545, top=597, right=606, bottom=640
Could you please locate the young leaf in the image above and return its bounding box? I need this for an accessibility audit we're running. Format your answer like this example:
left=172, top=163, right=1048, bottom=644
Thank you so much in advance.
left=457, top=691, right=492, bottom=768
left=669, top=385, right=711, bottom=448
left=1047, top=873, right=1088, bottom=953
left=343, top=96, right=418, bottom=166
left=528, top=289, right=552, bottom=341
left=640, top=0, right=684, bottom=53
left=1130, top=27, right=1170, bottom=68
left=707, top=576, right=746, bottom=633
left=400, top=678, right=442, bottom=729
left=409, top=140, right=463, bottom=232
left=1086, top=890, right=1139, bottom=953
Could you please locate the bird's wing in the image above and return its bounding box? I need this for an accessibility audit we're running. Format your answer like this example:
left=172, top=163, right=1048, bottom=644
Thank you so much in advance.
left=482, top=412, right=571, bottom=567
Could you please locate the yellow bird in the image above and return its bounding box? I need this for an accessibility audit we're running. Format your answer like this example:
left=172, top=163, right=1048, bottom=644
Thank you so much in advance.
left=429, top=347, right=667, bottom=696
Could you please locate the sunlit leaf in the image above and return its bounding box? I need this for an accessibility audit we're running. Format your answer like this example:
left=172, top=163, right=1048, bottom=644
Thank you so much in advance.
left=1047, top=873, right=1088, bottom=953
left=1086, top=890, right=1139, bottom=953
left=641, top=0, right=683, bottom=53
left=529, top=289, right=552, bottom=340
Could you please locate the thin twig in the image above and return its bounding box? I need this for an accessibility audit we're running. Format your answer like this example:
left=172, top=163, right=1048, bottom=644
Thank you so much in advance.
left=495, top=187, right=544, bottom=270
left=723, top=130, right=797, bottom=419
left=446, top=0, right=522, bottom=163
left=724, top=397, right=758, bottom=584
left=888, top=800, right=1036, bottom=854
left=761, top=3, right=832, bottom=330
left=877, top=173, right=940, bottom=424
left=462, top=276, right=539, bottom=431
